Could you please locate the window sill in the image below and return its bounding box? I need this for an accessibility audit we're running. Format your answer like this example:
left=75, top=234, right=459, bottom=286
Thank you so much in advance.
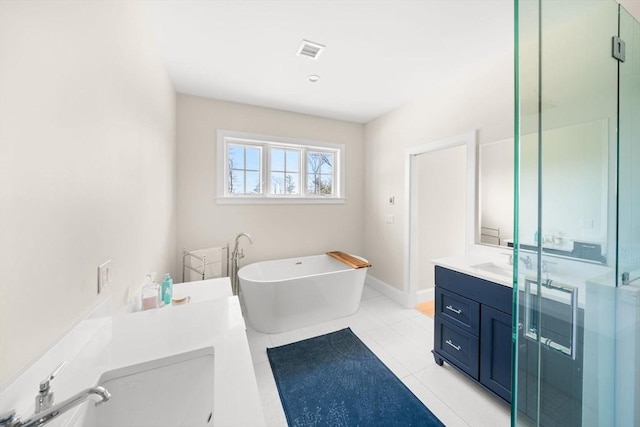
left=216, top=197, right=346, bottom=205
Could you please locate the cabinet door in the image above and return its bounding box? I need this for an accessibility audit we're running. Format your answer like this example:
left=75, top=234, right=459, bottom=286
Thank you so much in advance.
left=435, top=319, right=480, bottom=379
left=480, top=305, right=512, bottom=402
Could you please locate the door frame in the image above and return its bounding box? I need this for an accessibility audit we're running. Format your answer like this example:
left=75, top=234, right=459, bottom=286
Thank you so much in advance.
left=403, top=130, right=477, bottom=307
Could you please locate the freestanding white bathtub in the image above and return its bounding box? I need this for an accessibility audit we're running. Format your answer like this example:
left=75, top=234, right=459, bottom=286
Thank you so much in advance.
left=238, top=254, right=369, bottom=334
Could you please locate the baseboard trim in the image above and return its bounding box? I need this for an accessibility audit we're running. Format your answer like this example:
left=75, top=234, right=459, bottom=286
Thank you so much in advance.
left=365, top=275, right=410, bottom=308
left=416, top=288, right=435, bottom=303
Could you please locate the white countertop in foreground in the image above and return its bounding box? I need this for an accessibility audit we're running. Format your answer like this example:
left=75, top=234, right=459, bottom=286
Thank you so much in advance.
left=91, top=279, right=264, bottom=427
left=0, top=278, right=265, bottom=427
left=106, top=300, right=264, bottom=426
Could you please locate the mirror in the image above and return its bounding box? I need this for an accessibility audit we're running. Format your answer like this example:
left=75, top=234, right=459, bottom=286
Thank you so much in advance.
left=478, top=119, right=609, bottom=263
left=478, top=137, right=514, bottom=247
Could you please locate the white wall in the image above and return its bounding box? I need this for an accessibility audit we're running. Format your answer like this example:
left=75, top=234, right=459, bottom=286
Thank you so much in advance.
left=176, top=95, right=364, bottom=273
left=0, top=1, right=176, bottom=388
left=361, top=0, right=637, bottom=293
left=363, top=51, right=513, bottom=291
left=417, top=145, right=467, bottom=291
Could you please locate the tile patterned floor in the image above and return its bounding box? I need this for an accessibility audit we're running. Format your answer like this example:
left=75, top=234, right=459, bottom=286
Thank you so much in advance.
left=244, top=285, right=511, bottom=427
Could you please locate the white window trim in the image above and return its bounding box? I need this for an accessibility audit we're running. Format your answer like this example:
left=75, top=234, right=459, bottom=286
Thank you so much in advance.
left=216, top=130, right=346, bottom=204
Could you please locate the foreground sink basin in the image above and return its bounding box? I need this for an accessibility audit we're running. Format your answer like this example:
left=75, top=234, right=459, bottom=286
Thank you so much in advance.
left=471, top=262, right=513, bottom=278
left=80, top=347, right=215, bottom=427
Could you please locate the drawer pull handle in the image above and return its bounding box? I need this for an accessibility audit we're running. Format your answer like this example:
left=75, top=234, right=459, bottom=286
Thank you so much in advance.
left=446, top=305, right=462, bottom=315
left=446, top=339, right=461, bottom=351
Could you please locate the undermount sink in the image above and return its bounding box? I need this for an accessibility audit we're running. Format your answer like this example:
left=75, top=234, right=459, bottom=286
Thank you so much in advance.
left=471, top=262, right=513, bottom=278
left=78, top=347, right=215, bottom=427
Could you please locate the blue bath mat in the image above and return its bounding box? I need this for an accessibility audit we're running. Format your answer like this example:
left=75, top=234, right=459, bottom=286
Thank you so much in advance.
left=267, top=328, right=444, bottom=427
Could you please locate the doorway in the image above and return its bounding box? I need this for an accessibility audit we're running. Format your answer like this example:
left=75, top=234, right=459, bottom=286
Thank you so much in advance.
left=404, top=131, right=476, bottom=308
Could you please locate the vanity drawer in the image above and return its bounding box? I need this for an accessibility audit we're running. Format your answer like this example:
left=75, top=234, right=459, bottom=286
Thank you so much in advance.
left=436, top=288, right=480, bottom=336
left=435, top=319, right=479, bottom=379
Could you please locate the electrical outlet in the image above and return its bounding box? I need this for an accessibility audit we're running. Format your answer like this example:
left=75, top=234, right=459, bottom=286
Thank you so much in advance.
left=98, top=260, right=112, bottom=294
left=385, top=214, right=395, bottom=224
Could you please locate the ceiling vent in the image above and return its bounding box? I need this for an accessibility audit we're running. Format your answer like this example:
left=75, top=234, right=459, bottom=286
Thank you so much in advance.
left=296, top=39, right=325, bottom=60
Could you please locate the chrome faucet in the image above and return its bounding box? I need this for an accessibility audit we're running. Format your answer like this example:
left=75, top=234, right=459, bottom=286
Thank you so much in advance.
left=0, top=362, right=111, bottom=427
left=232, top=232, right=253, bottom=260
left=502, top=252, right=514, bottom=266
left=542, top=260, right=557, bottom=274
left=0, top=387, right=110, bottom=427
left=519, top=255, right=533, bottom=270
left=35, top=362, right=65, bottom=414
left=230, top=232, right=253, bottom=295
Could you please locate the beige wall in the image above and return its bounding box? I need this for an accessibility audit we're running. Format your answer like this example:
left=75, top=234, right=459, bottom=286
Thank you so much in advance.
left=176, top=95, right=364, bottom=273
left=0, top=1, right=176, bottom=388
left=417, top=145, right=467, bottom=291
left=361, top=0, right=637, bottom=292
left=363, top=52, right=513, bottom=290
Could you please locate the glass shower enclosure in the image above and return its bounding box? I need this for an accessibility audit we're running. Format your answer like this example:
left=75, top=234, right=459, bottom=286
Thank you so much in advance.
left=514, top=0, right=639, bottom=426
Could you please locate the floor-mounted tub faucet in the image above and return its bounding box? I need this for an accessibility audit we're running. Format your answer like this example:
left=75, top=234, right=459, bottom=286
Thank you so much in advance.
left=230, top=232, right=253, bottom=295
left=232, top=232, right=253, bottom=261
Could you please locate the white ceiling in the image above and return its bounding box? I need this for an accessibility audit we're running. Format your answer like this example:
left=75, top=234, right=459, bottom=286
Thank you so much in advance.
left=144, top=1, right=513, bottom=124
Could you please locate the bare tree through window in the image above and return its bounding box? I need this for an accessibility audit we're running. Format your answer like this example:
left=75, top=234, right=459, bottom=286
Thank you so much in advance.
left=228, top=144, right=261, bottom=195
left=270, top=148, right=300, bottom=195
left=221, top=133, right=340, bottom=200
left=307, top=152, right=333, bottom=195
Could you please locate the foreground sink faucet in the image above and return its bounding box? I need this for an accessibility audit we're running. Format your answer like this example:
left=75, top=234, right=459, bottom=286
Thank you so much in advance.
left=0, top=387, right=110, bottom=427
left=35, top=362, right=65, bottom=414
left=0, top=362, right=111, bottom=427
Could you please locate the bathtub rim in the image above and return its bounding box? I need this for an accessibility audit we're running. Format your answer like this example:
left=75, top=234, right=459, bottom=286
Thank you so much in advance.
left=238, top=253, right=369, bottom=284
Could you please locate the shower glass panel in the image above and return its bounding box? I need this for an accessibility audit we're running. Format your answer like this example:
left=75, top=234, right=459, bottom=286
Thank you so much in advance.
left=618, top=7, right=640, bottom=284
left=514, top=1, right=639, bottom=426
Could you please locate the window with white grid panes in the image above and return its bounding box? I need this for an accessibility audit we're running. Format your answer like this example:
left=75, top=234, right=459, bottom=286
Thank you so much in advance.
left=270, top=148, right=300, bottom=195
left=227, top=143, right=262, bottom=195
left=306, top=151, right=334, bottom=196
left=217, top=131, right=343, bottom=204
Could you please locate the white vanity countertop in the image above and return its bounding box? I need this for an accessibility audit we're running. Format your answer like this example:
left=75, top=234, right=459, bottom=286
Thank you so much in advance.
left=0, top=278, right=265, bottom=427
left=433, top=254, right=614, bottom=308
left=432, top=254, right=513, bottom=287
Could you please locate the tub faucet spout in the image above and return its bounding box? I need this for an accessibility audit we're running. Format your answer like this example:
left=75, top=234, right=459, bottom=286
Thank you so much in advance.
left=231, top=232, right=253, bottom=296
left=233, top=233, right=253, bottom=258
left=235, top=232, right=253, bottom=246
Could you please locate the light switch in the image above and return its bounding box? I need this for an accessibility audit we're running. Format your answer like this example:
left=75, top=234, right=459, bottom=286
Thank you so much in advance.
left=98, top=260, right=112, bottom=294
left=385, top=215, right=395, bottom=224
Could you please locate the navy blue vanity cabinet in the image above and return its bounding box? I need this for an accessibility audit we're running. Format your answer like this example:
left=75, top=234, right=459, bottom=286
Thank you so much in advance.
left=480, top=305, right=512, bottom=402
left=433, top=265, right=513, bottom=403
left=434, top=288, right=480, bottom=379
